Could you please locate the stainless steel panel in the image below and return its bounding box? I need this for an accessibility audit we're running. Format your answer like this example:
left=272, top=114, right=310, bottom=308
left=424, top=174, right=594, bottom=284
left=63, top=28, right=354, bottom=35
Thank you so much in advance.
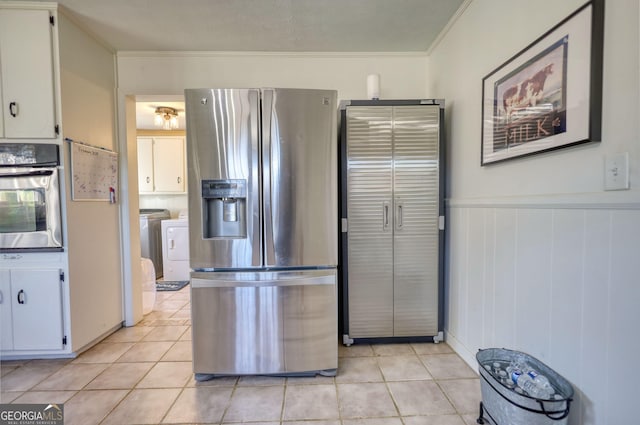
left=0, top=167, right=62, bottom=251
left=392, top=105, right=440, bottom=336
left=185, top=89, right=261, bottom=269
left=345, top=106, right=394, bottom=338
left=281, top=276, right=337, bottom=373
left=191, top=269, right=337, bottom=375
left=263, top=88, right=338, bottom=268
left=191, top=281, right=284, bottom=375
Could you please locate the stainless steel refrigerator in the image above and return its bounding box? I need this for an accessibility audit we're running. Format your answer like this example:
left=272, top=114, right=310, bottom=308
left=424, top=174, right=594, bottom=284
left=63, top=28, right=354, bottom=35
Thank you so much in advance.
left=184, top=88, right=338, bottom=379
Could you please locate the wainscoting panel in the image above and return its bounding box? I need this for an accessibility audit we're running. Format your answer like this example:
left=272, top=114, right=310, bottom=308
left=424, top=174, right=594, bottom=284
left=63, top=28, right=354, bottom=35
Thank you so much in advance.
left=445, top=203, right=640, bottom=425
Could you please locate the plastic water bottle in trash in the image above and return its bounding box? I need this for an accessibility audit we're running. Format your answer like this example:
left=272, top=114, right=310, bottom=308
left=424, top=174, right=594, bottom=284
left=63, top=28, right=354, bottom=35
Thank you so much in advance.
left=506, top=359, right=528, bottom=376
left=528, top=369, right=555, bottom=396
left=511, top=370, right=554, bottom=399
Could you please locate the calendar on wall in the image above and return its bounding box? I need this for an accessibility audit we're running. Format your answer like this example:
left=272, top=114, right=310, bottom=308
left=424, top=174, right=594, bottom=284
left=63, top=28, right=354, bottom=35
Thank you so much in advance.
left=68, top=140, right=118, bottom=202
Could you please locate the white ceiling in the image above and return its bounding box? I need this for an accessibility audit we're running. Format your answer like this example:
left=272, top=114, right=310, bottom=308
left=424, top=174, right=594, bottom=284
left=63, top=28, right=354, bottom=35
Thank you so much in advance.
left=44, top=0, right=466, bottom=52
left=35, top=0, right=467, bottom=128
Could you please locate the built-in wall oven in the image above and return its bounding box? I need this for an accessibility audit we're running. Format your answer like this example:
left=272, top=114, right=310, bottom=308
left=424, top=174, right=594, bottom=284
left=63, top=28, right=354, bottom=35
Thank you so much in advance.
left=0, top=144, right=62, bottom=251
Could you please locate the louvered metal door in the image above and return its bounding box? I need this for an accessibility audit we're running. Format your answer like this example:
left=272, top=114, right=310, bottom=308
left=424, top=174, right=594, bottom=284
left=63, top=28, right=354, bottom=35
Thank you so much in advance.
left=345, top=104, right=440, bottom=339
left=345, top=106, right=394, bottom=337
left=392, top=106, right=440, bottom=336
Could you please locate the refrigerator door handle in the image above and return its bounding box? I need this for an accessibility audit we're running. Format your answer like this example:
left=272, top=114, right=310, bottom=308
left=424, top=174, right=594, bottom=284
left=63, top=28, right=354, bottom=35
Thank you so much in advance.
left=262, top=89, right=276, bottom=264
left=191, top=270, right=336, bottom=288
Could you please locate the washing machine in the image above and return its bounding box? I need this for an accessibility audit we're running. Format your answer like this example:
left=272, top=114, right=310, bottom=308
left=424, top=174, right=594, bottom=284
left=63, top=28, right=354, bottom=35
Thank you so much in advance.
left=139, top=209, right=170, bottom=278
left=161, top=212, right=190, bottom=281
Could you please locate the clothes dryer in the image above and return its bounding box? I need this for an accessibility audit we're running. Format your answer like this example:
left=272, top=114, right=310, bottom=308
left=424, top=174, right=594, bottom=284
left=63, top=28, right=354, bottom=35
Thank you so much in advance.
left=161, top=218, right=189, bottom=281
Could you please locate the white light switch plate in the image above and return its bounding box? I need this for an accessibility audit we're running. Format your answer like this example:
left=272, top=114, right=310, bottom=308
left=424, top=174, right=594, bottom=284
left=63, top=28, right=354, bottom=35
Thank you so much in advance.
left=604, top=152, right=629, bottom=191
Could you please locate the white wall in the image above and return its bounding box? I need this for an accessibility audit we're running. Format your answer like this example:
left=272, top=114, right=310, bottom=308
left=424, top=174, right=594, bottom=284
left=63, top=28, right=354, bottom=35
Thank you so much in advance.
left=429, top=0, right=640, bottom=424
left=139, top=194, right=188, bottom=218
left=117, top=52, right=429, bottom=101
left=429, top=0, right=639, bottom=200
left=58, top=12, right=122, bottom=351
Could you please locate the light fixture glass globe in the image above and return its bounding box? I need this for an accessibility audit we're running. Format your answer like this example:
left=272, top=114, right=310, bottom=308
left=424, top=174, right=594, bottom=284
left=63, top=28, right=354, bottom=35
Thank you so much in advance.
left=154, top=107, right=179, bottom=130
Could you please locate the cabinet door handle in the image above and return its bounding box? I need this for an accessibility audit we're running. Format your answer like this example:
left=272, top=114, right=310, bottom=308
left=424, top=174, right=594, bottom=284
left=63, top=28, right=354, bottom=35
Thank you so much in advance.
left=382, top=201, right=390, bottom=231
left=146, top=176, right=150, bottom=183
left=17, top=289, right=25, bottom=304
left=0, top=290, right=3, bottom=304
left=9, top=102, right=18, bottom=117
left=396, top=199, right=404, bottom=230
left=177, top=177, right=181, bottom=184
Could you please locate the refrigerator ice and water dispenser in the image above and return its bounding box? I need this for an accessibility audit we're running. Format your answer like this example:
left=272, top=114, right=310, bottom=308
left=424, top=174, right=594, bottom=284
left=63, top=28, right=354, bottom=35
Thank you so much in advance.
left=201, top=179, right=247, bottom=238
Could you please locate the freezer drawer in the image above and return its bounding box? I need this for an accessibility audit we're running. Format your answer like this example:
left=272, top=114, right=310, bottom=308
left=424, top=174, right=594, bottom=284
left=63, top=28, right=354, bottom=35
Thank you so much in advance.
left=190, top=269, right=337, bottom=377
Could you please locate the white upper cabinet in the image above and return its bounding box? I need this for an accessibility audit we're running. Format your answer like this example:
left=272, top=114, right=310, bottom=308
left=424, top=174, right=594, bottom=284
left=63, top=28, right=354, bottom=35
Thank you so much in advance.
left=0, top=8, right=56, bottom=139
left=137, top=137, right=155, bottom=192
left=137, top=136, right=186, bottom=193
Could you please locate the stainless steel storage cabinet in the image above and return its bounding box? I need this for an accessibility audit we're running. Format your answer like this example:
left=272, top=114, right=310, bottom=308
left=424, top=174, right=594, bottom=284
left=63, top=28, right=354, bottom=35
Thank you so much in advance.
left=340, top=100, right=445, bottom=344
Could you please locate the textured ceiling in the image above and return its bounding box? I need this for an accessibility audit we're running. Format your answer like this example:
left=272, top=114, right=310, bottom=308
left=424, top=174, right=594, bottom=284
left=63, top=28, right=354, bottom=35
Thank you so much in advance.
left=31, top=0, right=466, bottom=52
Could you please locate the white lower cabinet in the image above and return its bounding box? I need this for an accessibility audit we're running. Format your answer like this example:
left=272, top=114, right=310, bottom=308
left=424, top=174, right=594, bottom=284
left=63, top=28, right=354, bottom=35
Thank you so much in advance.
left=0, top=271, right=13, bottom=351
left=0, top=268, right=65, bottom=352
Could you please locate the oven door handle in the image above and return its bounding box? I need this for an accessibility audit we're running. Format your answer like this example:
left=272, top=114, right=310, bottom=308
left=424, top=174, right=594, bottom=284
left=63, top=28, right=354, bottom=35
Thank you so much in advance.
left=0, top=169, right=54, bottom=178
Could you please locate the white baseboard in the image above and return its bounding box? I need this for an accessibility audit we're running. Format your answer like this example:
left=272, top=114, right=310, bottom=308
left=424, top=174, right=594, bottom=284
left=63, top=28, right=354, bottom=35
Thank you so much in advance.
left=444, top=330, right=479, bottom=375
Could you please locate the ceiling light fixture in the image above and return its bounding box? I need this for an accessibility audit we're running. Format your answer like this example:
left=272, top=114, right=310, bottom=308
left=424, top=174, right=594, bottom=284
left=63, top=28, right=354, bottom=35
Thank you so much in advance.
left=154, top=106, right=179, bottom=130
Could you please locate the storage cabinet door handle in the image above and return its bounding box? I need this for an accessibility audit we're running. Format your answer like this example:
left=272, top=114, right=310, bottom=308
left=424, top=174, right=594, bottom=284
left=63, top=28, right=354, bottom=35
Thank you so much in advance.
left=177, top=177, right=181, bottom=184
left=146, top=176, right=150, bottom=183
left=0, top=290, right=3, bottom=304
left=382, top=201, right=390, bottom=231
left=9, top=102, right=18, bottom=117
left=17, top=289, right=25, bottom=304
left=396, top=200, right=403, bottom=230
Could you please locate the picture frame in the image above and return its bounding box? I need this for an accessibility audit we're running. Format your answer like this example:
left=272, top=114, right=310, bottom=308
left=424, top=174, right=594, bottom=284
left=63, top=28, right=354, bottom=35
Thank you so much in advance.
left=481, top=0, right=604, bottom=165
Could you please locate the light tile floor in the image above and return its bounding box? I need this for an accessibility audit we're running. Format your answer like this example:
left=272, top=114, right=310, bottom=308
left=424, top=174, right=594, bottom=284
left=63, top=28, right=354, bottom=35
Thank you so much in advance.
left=0, top=286, right=482, bottom=425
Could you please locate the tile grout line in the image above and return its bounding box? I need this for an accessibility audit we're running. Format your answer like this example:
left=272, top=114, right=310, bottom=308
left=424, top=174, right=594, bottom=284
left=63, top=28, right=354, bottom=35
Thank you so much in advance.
left=91, top=315, right=184, bottom=424
left=280, top=377, right=287, bottom=424
left=378, top=351, right=407, bottom=424
left=334, top=365, right=343, bottom=425
left=419, top=345, right=479, bottom=419
left=219, top=375, right=241, bottom=424
left=93, top=331, right=160, bottom=425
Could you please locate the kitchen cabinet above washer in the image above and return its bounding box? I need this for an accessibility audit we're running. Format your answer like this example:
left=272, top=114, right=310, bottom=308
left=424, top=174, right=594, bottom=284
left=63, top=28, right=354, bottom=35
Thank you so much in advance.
left=137, top=136, right=186, bottom=193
